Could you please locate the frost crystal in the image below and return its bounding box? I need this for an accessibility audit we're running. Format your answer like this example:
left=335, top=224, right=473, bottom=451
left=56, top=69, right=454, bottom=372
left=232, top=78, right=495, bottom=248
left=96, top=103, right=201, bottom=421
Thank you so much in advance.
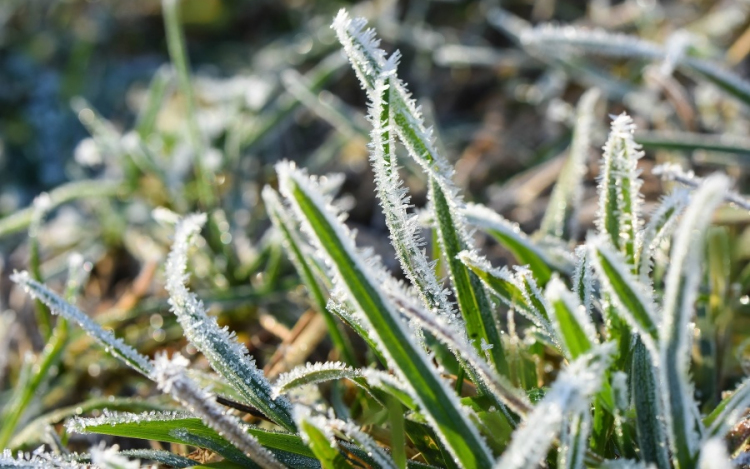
left=90, top=443, right=140, bottom=469
left=152, top=352, right=284, bottom=469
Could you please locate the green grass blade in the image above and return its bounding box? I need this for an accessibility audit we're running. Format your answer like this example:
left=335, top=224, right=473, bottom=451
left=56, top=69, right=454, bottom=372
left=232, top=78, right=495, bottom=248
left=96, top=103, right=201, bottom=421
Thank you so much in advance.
left=116, top=449, right=195, bottom=468
left=596, top=114, right=643, bottom=268
left=295, top=412, right=349, bottom=469
left=638, top=189, right=690, bottom=284
left=545, top=278, right=598, bottom=360
left=263, top=187, right=356, bottom=365
left=431, top=179, right=508, bottom=375
left=464, top=203, right=572, bottom=283
left=540, top=88, right=600, bottom=240
left=277, top=162, right=494, bottom=467
left=659, top=173, right=729, bottom=469
left=631, top=339, right=670, bottom=469
left=589, top=238, right=659, bottom=345
left=558, top=411, right=591, bottom=469
left=162, top=213, right=295, bottom=432
left=704, top=377, right=750, bottom=437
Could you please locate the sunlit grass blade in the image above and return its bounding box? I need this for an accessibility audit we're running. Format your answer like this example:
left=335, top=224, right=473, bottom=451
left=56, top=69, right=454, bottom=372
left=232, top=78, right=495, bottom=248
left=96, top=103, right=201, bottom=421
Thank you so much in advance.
left=276, top=162, right=494, bottom=467
left=332, top=10, right=509, bottom=374
left=494, top=344, right=613, bottom=469
left=654, top=163, right=750, bottom=211
left=589, top=238, right=658, bottom=345
left=152, top=352, right=284, bottom=469
left=635, top=130, right=750, bottom=156
left=464, top=202, right=572, bottom=283
left=272, top=362, right=416, bottom=409
left=638, top=189, right=690, bottom=284
left=162, top=212, right=295, bottom=432
left=596, top=114, right=643, bottom=268
left=367, top=57, right=458, bottom=327
left=294, top=408, right=350, bottom=469
left=545, top=278, right=599, bottom=360
left=540, top=88, right=600, bottom=240
left=659, top=173, right=729, bottom=469
left=262, top=186, right=356, bottom=365
left=10, top=271, right=153, bottom=376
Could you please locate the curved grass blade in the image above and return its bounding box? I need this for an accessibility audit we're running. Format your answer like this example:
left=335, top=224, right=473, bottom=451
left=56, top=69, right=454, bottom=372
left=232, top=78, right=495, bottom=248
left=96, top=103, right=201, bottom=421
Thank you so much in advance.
left=638, top=189, right=690, bottom=284
left=367, top=57, right=459, bottom=328
left=272, top=362, right=415, bottom=409
left=0, top=180, right=123, bottom=239
left=545, top=278, right=598, bottom=360
left=631, top=339, right=670, bottom=469
left=653, top=163, right=750, bottom=211
left=659, top=173, right=729, bottom=469
left=277, top=162, right=494, bottom=467
left=589, top=238, right=659, bottom=345
left=494, top=344, right=613, bottom=469
left=294, top=408, right=349, bottom=469
left=540, top=88, right=600, bottom=240
left=558, top=410, right=591, bottom=469
left=460, top=250, right=555, bottom=341
left=163, top=213, right=295, bottom=431
left=263, top=186, right=356, bottom=365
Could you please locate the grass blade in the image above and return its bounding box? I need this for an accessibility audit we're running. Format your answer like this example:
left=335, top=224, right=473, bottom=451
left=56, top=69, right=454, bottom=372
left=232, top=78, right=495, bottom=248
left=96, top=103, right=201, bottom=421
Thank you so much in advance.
left=659, top=173, right=729, bottom=469
left=637, top=189, right=690, bottom=284
left=545, top=278, right=599, bottom=360
left=277, top=162, right=494, bottom=467
left=464, top=203, right=571, bottom=283
left=163, top=213, right=295, bottom=432
left=540, top=88, right=600, bottom=240
left=631, top=339, right=670, bottom=469
left=596, top=114, right=643, bottom=268
left=589, top=238, right=659, bottom=345
left=10, top=271, right=153, bottom=376
left=704, top=377, right=750, bottom=437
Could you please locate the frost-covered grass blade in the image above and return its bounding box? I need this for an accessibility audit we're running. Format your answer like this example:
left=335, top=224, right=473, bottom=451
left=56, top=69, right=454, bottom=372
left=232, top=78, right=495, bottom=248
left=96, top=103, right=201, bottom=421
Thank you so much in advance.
left=659, top=174, right=729, bottom=469
left=162, top=212, right=295, bottom=431
left=276, top=162, right=494, bottom=467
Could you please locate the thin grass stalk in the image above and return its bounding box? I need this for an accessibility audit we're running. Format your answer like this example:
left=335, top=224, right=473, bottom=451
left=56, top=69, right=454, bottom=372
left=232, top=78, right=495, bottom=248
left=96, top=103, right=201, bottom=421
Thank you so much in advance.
left=161, top=0, right=215, bottom=208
